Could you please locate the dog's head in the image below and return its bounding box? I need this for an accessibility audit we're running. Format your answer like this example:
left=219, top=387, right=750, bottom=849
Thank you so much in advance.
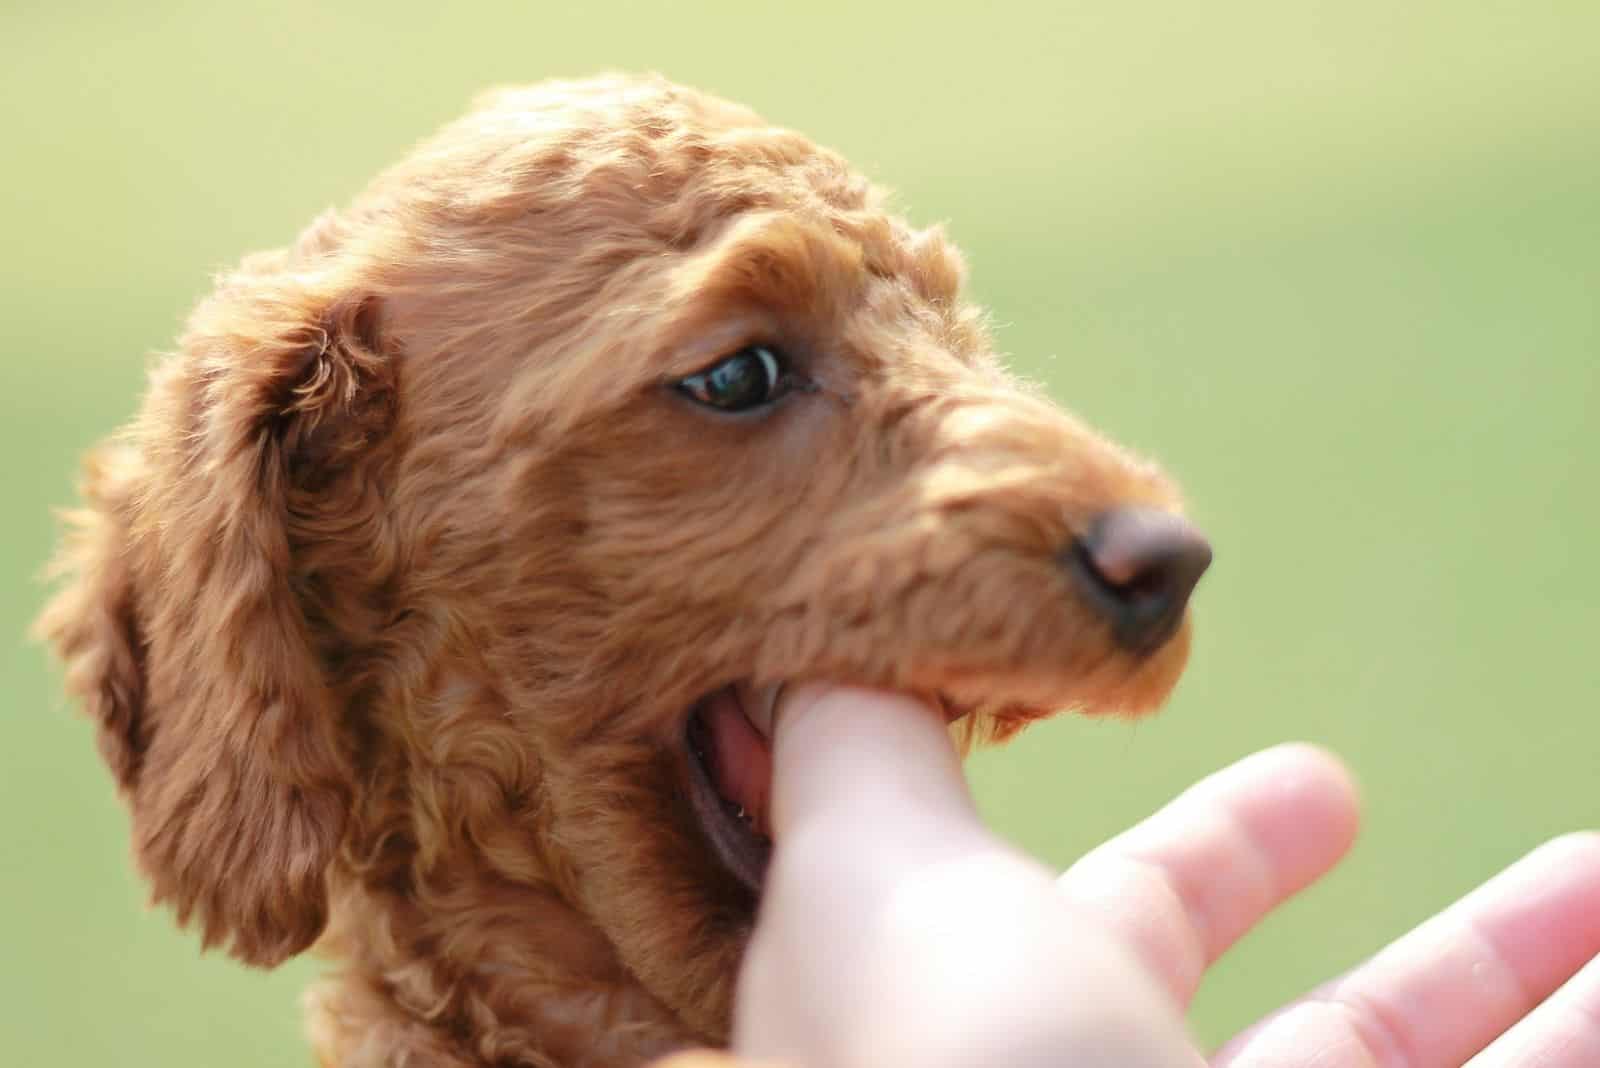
left=40, top=75, right=1208, bottom=1043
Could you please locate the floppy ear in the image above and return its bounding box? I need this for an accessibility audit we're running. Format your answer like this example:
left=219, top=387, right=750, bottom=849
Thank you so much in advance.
left=38, top=279, right=394, bottom=966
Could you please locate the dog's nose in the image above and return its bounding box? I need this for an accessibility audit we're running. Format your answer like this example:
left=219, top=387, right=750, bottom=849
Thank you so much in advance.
left=1066, top=508, right=1212, bottom=653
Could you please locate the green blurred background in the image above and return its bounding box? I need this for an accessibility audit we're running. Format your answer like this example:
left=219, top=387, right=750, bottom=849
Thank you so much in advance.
left=4, top=2, right=1596, bottom=1064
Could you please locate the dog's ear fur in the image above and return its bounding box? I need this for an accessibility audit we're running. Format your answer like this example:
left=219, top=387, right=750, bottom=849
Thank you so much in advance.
left=38, top=272, right=393, bottom=966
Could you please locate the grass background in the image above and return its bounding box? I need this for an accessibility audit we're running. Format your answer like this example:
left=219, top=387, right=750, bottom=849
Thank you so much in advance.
left=3, top=2, right=1596, bottom=1063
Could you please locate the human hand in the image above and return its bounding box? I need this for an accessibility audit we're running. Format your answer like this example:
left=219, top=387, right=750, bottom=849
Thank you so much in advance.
left=732, top=684, right=1600, bottom=1067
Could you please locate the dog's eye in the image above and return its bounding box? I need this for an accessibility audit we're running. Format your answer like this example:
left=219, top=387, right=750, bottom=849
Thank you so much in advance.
left=676, top=346, right=791, bottom=412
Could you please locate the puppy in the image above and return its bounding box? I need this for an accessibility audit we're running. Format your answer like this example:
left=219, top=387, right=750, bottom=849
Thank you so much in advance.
left=39, top=74, right=1209, bottom=1067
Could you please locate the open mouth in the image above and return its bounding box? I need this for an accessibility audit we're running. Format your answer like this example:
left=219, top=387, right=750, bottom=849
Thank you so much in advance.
left=682, top=682, right=978, bottom=895
left=683, top=685, right=775, bottom=894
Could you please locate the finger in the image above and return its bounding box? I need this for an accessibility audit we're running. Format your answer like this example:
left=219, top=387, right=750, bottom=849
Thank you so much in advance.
left=1056, top=743, right=1360, bottom=1006
left=1214, top=831, right=1600, bottom=1068
left=769, top=683, right=977, bottom=841
left=1468, top=950, right=1600, bottom=1067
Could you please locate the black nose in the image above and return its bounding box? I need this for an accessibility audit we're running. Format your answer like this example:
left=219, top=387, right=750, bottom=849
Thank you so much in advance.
left=1066, top=508, right=1212, bottom=653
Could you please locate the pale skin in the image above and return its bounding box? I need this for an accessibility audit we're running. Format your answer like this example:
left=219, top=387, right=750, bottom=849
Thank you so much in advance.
left=734, top=684, right=1600, bottom=1067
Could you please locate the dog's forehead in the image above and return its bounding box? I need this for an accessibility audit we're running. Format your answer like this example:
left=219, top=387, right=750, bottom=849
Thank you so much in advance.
left=410, top=77, right=858, bottom=227
left=385, top=77, right=994, bottom=433
left=420, top=78, right=962, bottom=280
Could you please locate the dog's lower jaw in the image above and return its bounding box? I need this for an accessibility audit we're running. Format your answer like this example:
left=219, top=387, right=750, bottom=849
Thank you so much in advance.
left=307, top=876, right=716, bottom=1068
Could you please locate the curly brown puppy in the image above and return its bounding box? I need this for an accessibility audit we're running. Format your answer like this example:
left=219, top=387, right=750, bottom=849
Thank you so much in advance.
left=39, top=75, right=1209, bottom=1067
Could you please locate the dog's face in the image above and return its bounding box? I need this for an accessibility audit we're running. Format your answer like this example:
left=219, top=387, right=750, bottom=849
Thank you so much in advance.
left=41, top=76, right=1208, bottom=1046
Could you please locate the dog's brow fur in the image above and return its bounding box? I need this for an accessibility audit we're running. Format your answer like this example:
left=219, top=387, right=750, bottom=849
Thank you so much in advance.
left=37, top=73, right=1195, bottom=1067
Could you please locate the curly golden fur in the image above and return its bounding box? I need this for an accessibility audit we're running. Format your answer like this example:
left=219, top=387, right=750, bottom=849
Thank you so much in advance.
left=39, top=75, right=1198, bottom=1066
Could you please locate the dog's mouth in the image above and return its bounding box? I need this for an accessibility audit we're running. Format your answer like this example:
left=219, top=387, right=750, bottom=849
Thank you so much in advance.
left=683, top=685, right=775, bottom=894
left=682, top=682, right=975, bottom=895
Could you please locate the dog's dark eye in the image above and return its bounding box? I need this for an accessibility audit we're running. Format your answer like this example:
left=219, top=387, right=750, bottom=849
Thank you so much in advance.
left=676, top=346, right=791, bottom=412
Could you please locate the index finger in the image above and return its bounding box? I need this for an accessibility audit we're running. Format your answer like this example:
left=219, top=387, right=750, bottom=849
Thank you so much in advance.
left=1056, top=743, right=1362, bottom=1006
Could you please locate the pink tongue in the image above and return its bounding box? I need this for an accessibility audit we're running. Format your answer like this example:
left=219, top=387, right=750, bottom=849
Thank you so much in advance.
left=703, top=689, right=773, bottom=835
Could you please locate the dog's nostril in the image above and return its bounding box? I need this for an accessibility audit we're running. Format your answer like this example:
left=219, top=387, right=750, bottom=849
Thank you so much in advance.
left=1066, top=508, right=1213, bottom=653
